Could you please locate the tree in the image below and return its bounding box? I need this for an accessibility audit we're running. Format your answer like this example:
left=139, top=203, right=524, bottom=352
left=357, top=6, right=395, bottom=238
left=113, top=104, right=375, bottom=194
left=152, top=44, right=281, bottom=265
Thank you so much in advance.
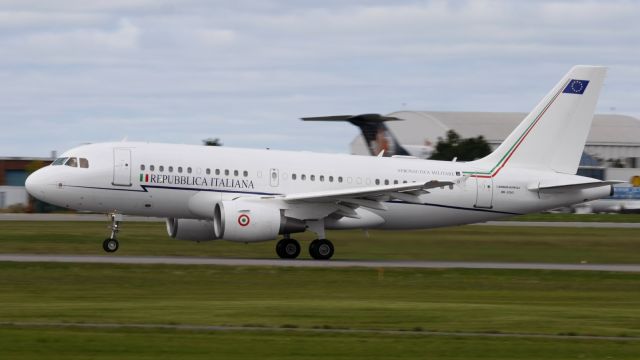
left=429, top=130, right=491, bottom=161
left=202, top=138, right=223, bottom=146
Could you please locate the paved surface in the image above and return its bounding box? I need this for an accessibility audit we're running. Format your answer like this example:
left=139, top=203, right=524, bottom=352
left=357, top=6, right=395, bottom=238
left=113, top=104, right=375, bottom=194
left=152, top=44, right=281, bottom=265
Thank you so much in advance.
left=1, top=254, right=639, bottom=272
left=1, top=321, right=637, bottom=341
left=2, top=213, right=640, bottom=228
left=479, top=221, right=640, bottom=228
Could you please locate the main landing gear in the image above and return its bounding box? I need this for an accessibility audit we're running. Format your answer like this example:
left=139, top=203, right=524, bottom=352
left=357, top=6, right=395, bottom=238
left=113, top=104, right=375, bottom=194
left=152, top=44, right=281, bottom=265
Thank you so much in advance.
left=275, top=219, right=334, bottom=260
left=276, top=237, right=301, bottom=259
left=309, top=239, right=334, bottom=260
left=103, top=213, right=122, bottom=253
left=274, top=237, right=335, bottom=260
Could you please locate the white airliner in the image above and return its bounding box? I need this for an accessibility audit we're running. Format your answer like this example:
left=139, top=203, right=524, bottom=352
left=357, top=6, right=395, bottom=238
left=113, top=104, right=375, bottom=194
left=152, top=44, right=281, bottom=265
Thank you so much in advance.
left=26, top=66, right=621, bottom=260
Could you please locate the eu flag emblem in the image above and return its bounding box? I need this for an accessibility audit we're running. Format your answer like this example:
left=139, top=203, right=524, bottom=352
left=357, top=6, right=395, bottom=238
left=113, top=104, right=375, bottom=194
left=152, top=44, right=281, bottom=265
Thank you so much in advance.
left=563, top=79, right=589, bottom=94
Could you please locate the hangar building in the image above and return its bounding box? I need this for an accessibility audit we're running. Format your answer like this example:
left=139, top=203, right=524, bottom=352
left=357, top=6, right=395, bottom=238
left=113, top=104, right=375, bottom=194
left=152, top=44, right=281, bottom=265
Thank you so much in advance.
left=350, top=112, right=640, bottom=182
left=0, top=157, right=52, bottom=209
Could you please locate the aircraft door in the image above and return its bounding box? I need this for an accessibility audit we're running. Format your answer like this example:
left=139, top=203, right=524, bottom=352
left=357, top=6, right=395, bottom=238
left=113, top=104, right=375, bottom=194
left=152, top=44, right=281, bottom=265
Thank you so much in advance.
left=269, top=168, right=279, bottom=187
left=474, top=177, right=493, bottom=208
left=113, top=148, right=132, bottom=187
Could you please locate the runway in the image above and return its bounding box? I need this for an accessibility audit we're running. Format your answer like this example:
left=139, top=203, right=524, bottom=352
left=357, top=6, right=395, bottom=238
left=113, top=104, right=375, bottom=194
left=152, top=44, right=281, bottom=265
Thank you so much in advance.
left=1, top=254, right=639, bottom=272
left=1, top=213, right=639, bottom=228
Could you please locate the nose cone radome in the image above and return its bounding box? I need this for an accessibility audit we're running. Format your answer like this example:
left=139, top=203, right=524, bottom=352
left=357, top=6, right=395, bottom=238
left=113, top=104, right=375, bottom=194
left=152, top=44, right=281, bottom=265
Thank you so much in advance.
left=25, top=169, right=47, bottom=200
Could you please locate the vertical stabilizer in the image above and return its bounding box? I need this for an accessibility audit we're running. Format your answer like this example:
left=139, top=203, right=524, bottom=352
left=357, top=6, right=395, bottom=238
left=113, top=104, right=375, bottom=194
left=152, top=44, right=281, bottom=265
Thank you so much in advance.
left=470, top=66, right=607, bottom=175
left=301, top=114, right=410, bottom=156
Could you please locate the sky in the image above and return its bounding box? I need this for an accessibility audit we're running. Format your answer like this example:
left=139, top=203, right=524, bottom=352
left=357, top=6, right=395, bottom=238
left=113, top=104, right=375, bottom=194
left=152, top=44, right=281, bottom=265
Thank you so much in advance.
left=0, top=0, right=639, bottom=157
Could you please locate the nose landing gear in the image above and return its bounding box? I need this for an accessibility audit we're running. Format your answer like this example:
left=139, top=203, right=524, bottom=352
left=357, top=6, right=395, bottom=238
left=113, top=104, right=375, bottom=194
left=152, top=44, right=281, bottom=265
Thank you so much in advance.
left=103, top=213, right=122, bottom=253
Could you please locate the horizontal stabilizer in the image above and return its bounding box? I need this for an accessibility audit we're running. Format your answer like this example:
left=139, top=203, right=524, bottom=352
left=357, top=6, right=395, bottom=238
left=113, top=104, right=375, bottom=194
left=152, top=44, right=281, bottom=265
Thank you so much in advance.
left=301, top=114, right=401, bottom=123
left=529, top=180, right=624, bottom=192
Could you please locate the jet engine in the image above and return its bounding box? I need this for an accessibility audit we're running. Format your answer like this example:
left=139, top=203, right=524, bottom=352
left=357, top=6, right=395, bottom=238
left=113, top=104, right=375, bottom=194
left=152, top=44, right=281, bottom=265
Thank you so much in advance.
left=166, top=218, right=219, bottom=241
left=213, top=200, right=305, bottom=242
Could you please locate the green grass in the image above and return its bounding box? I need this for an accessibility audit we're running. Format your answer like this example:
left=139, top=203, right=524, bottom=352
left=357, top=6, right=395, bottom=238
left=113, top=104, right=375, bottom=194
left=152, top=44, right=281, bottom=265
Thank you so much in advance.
left=1, top=263, right=639, bottom=337
left=508, top=213, right=640, bottom=223
left=2, top=327, right=639, bottom=360
left=1, top=221, right=639, bottom=263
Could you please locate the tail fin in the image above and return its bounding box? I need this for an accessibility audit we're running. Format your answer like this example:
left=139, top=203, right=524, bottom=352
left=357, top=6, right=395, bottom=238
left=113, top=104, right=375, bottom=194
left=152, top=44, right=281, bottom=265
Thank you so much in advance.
left=470, top=65, right=607, bottom=175
left=302, top=114, right=410, bottom=156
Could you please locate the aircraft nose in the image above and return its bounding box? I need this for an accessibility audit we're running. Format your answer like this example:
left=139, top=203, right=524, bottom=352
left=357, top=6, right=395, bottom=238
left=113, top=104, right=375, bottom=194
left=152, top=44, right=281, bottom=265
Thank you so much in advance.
left=25, top=169, right=47, bottom=199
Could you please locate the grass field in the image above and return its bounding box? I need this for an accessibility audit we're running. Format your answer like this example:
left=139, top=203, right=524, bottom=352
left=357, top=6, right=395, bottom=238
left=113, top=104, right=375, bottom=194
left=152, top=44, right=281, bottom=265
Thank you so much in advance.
left=1, top=220, right=639, bottom=358
left=2, top=327, right=639, bottom=360
left=1, top=221, right=639, bottom=263
left=1, top=262, right=639, bottom=359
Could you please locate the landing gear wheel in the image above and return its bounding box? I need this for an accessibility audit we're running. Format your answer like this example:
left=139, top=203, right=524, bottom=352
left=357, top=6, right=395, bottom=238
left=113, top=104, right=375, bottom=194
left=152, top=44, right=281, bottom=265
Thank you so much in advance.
left=309, top=239, right=334, bottom=260
left=276, top=238, right=301, bottom=259
left=103, top=238, right=119, bottom=253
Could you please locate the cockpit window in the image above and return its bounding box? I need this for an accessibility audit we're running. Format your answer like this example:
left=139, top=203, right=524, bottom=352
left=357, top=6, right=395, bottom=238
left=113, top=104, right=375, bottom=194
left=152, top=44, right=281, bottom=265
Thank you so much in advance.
left=51, top=157, right=68, bottom=166
left=79, top=158, right=89, bottom=168
left=65, top=157, right=78, bottom=167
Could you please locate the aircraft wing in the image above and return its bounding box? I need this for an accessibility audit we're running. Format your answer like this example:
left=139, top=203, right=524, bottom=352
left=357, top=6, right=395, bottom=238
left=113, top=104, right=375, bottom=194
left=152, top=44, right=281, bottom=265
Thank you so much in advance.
left=277, top=180, right=454, bottom=215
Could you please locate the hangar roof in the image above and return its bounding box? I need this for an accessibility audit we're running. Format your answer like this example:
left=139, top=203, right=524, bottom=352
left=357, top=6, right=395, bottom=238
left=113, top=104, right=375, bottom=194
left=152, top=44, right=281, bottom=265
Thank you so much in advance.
left=385, top=111, right=640, bottom=146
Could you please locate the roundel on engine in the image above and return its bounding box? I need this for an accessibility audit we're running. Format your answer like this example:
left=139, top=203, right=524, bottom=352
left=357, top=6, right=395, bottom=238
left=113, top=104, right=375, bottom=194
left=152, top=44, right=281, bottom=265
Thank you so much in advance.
left=237, top=214, right=250, bottom=227
left=214, top=201, right=282, bottom=242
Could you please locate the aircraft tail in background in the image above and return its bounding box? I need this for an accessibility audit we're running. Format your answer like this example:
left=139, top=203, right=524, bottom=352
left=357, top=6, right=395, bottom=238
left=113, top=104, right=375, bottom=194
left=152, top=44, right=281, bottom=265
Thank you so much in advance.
left=301, top=114, right=411, bottom=157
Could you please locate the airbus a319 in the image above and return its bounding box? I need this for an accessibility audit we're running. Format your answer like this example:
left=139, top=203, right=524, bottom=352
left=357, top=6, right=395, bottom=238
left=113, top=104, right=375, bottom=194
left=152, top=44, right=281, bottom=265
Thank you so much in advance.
left=26, top=66, right=620, bottom=260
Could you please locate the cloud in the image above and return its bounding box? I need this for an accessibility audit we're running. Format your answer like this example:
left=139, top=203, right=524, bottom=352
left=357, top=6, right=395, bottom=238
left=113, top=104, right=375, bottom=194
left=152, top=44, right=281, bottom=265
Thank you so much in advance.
left=0, top=0, right=638, bottom=157
left=20, top=18, right=140, bottom=50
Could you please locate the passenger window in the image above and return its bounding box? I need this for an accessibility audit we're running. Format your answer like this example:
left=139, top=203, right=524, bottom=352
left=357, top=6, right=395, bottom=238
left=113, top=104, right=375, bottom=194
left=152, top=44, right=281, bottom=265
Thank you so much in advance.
left=79, top=158, right=89, bottom=168
left=140, top=164, right=145, bottom=171
left=329, top=176, right=334, bottom=182
left=375, top=179, right=380, bottom=185
left=206, top=168, right=211, bottom=175
left=338, top=176, right=343, bottom=183
left=65, top=157, right=78, bottom=167
left=51, top=157, right=68, bottom=166
left=178, top=167, right=183, bottom=173
left=234, top=170, right=239, bottom=177
left=394, top=180, right=398, bottom=184
left=384, top=179, right=389, bottom=185
left=301, top=174, right=306, bottom=181
left=150, top=165, right=155, bottom=171
left=225, top=169, right=229, bottom=176
left=292, top=174, right=297, bottom=180
left=243, top=170, right=248, bottom=177
left=169, top=166, right=174, bottom=173
left=159, top=166, right=164, bottom=172
left=320, top=175, right=324, bottom=182
left=310, top=175, right=315, bottom=181
left=187, top=167, right=192, bottom=174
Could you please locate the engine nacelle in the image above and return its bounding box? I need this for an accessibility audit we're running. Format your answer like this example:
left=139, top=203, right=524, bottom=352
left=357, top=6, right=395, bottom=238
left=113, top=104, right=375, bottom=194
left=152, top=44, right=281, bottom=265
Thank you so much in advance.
left=166, top=218, right=219, bottom=241
left=213, top=200, right=305, bottom=242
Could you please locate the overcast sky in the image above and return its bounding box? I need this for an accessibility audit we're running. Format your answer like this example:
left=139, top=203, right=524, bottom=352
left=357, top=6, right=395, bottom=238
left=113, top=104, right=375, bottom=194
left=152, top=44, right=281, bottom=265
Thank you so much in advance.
left=0, top=0, right=639, bottom=157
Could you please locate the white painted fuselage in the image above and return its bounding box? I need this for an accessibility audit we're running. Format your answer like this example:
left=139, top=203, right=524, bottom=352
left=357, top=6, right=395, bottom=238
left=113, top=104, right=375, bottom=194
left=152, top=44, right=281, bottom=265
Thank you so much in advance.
left=26, top=141, right=610, bottom=229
